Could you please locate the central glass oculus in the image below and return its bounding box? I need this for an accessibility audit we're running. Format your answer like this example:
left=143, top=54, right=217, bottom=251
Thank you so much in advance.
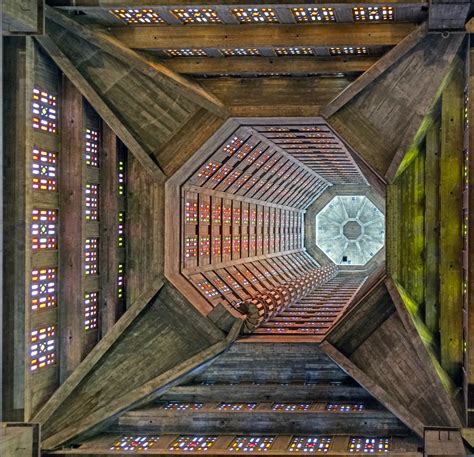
left=315, top=195, right=385, bottom=266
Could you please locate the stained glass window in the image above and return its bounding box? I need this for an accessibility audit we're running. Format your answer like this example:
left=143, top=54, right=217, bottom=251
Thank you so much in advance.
left=223, top=235, right=232, bottom=255
left=200, top=202, right=211, bottom=224
left=197, top=161, right=220, bottom=179
left=118, top=263, right=125, bottom=299
left=212, top=204, right=222, bottom=225
left=348, top=437, right=390, bottom=453
left=233, top=207, right=241, bottom=224
left=233, top=235, right=241, bottom=254
left=217, top=403, right=257, bottom=411
left=166, top=49, right=207, bottom=57
left=221, top=48, right=260, bottom=57
left=352, top=6, right=394, bottom=22
left=212, top=235, right=221, bottom=256
left=224, top=136, right=244, bottom=156
left=32, top=147, right=57, bottom=191
left=211, top=165, right=232, bottom=183
left=185, top=200, right=198, bottom=224
left=326, top=403, right=365, bottom=412
left=118, top=211, right=125, bottom=248
left=275, top=48, right=313, bottom=56
left=164, top=402, right=203, bottom=410
left=84, top=238, right=99, bottom=276
left=172, top=8, right=221, bottom=24
left=31, top=267, right=57, bottom=311
left=111, top=9, right=164, bottom=24
left=223, top=205, right=232, bottom=225
left=288, top=436, right=333, bottom=453
left=30, top=325, right=56, bottom=372
left=200, top=235, right=211, bottom=256
left=185, top=235, right=198, bottom=258
left=84, top=291, right=98, bottom=331
left=169, top=436, right=217, bottom=452
left=110, top=436, right=160, bottom=451
left=291, top=7, right=335, bottom=22
left=232, top=8, right=278, bottom=23
left=229, top=436, right=275, bottom=452
left=85, top=183, right=99, bottom=222
left=329, top=47, right=368, bottom=56
left=31, top=209, right=57, bottom=250
left=118, top=160, right=126, bottom=195
left=32, top=88, right=57, bottom=134
left=272, top=403, right=310, bottom=411
left=85, top=128, right=99, bottom=167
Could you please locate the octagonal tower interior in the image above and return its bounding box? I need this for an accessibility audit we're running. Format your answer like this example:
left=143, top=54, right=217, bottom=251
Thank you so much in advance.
left=169, top=118, right=386, bottom=339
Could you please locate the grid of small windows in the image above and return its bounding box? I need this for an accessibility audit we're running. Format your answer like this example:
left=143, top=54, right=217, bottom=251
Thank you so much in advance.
left=291, top=7, right=335, bottom=22
left=172, top=8, right=221, bottom=24
left=212, top=235, right=222, bottom=256
left=326, top=403, right=365, bottom=412
left=198, top=161, right=220, bottom=179
left=329, top=47, right=368, bottom=56
left=232, top=8, right=278, bottom=23
left=32, top=147, right=57, bottom=191
left=197, top=279, right=219, bottom=298
left=224, top=137, right=244, bottom=156
left=218, top=403, right=257, bottom=411
left=272, top=403, right=310, bottom=411
left=110, top=436, right=160, bottom=451
left=185, top=235, right=198, bottom=258
left=169, top=436, right=218, bottom=452
left=352, top=6, right=394, bottom=22
left=200, top=202, right=211, bottom=224
left=275, top=47, right=313, bottom=56
left=200, top=235, right=211, bottom=256
left=31, top=209, right=57, bottom=250
left=31, top=267, right=57, bottom=311
left=84, top=238, right=99, bottom=276
left=223, top=236, right=232, bottom=255
left=85, top=128, right=99, bottom=167
left=118, top=211, right=125, bottom=248
left=163, top=402, right=203, bottom=410
left=30, top=325, right=56, bottom=372
left=288, top=436, right=333, bottom=453
left=84, top=291, right=98, bottom=331
left=186, top=200, right=198, bottom=224
left=118, top=263, right=125, bottom=300
left=166, top=49, right=207, bottom=57
left=111, top=9, right=164, bottom=24
left=221, top=48, right=260, bottom=57
left=85, top=183, right=99, bottom=222
left=32, top=87, right=57, bottom=134
left=118, top=160, right=126, bottom=195
left=348, top=437, right=390, bottom=453
left=229, top=436, right=275, bottom=452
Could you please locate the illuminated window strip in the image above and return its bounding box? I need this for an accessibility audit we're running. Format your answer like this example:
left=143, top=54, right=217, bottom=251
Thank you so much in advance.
left=118, top=160, right=126, bottom=196
left=172, top=8, right=221, bottom=24
left=221, top=48, right=260, bottom=57
left=111, top=9, right=164, bottom=24
left=166, top=49, right=207, bottom=57
left=217, top=403, right=257, bottom=411
left=32, top=147, right=57, bottom=191
left=31, top=267, right=57, bottom=311
left=84, top=291, right=98, bottom=331
left=275, top=47, right=314, bottom=56
left=291, top=7, right=335, bottom=22
left=85, top=183, right=99, bottom=222
left=164, top=402, right=203, bottom=410
left=31, top=208, right=57, bottom=250
left=118, top=211, right=125, bottom=248
left=110, top=436, right=160, bottom=451
left=169, top=436, right=218, bottom=452
left=118, top=263, right=125, bottom=300
left=288, top=436, right=333, bottom=453
left=272, top=403, right=310, bottom=411
left=329, top=47, right=368, bottom=56
left=229, top=436, right=275, bottom=452
left=32, top=87, right=57, bottom=134
left=185, top=235, right=198, bottom=258
left=30, top=325, right=56, bottom=372
left=352, top=6, right=394, bottom=22
left=232, top=7, right=278, bottom=23
left=348, top=437, right=391, bottom=453
left=84, top=238, right=99, bottom=276
left=85, top=128, right=99, bottom=167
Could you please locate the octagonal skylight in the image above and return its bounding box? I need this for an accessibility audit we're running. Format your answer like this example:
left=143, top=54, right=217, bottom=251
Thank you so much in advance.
left=316, top=195, right=384, bottom=266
